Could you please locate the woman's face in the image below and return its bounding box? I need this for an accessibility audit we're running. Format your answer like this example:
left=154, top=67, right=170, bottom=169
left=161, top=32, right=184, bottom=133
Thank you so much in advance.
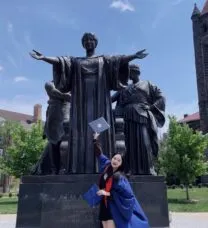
left=83, top=36, right=96, bottom=51
left=111, top=154, right=122, bottom=170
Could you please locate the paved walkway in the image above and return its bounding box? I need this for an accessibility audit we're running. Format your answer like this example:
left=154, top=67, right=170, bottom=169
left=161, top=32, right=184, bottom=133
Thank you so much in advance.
left=0, top=214, right=16, bottom=228
left=170, top=212, right=208, bottom=228
left=0, top=213, right=208, bottom=228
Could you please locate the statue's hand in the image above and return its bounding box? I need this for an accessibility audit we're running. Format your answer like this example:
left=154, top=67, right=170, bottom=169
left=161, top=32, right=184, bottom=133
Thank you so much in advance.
left=135, top=49, right=148, bottom=59
left=29, top=50, right=44, bottom=60
left=141, top=104, right=150, bottom=111
left=63, top=93, right=71, bottom=102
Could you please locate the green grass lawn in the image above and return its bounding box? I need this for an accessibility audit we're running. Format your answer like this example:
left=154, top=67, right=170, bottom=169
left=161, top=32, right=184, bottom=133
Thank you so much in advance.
left=0, top=188, right=207, bottom=214
left=168, top=187, right=208, bottom=212
left=0, top=196, right=18, bottom=214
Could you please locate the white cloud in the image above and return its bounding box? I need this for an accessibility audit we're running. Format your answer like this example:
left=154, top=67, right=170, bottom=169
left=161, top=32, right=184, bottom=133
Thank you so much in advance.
left=14, top=76, right=28, bottom=82
left=6, top=22, right=25, bottom=67
left=7, top=22, right=13, bottom=33
left=0, top=65, right=3, bottom=71
left=110, top=0, right=135, bottom=12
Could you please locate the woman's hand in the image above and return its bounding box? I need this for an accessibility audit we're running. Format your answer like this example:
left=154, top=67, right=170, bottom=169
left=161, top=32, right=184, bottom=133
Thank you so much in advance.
left=97, top=189, right=110, bottom=196
left=93, top=132, right=100, bottom=140
left=29, top=50, right=44, bottom=60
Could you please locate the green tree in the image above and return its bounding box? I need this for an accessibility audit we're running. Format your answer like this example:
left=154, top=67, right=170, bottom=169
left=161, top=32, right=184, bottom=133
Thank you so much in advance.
left=0, top=120, right=19, bottom=192
left=159, top=116, right=207, bottom=200
left=0, top=120, right=46, bottom=178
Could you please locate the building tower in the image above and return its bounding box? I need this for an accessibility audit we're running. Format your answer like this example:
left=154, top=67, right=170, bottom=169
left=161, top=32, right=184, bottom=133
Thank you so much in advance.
left=191, top=1, right=208, bottom=133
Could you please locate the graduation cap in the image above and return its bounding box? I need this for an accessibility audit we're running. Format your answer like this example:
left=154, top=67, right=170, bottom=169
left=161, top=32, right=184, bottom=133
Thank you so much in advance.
left=89, top=117, right=110, bottom=134
left=83, top=184, right=102, bottom=207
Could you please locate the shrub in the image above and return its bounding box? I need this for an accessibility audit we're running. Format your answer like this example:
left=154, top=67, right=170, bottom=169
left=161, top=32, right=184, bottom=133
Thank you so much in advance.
left=189, top=184, right=193, bottom=189
left=198, top=183, right=202, bottom=188
left=171, top=184, right=176, bottom=189
left=180, top=184, right=184, bottom=189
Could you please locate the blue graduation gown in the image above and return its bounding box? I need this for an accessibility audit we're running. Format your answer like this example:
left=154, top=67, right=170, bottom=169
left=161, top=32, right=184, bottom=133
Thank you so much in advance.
left=98, top=154, right=150, bottom=228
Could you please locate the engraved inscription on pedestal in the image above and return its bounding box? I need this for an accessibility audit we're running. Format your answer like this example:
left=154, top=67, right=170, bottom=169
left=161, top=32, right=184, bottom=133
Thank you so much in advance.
left=41, top=193, right=100, bottom=228
left=16, top=175, right=169, bottom=228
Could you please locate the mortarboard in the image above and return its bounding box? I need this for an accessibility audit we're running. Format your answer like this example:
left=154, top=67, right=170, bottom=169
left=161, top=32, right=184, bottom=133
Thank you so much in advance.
left=89, top=117, right=110, bottom=134
left=83, top=184, right=102, bottom=207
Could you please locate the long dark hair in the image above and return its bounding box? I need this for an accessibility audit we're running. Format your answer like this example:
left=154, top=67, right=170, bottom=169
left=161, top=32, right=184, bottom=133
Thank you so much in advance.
left=104, top=151, right=126, bottom=182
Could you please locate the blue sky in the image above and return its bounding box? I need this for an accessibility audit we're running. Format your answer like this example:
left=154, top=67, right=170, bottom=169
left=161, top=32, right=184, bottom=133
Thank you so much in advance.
left=0, top=0, right=206, bottom=131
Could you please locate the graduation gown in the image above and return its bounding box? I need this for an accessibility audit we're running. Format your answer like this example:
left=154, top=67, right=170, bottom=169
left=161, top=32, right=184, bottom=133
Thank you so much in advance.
left=98, top=153, right=150, bottom=228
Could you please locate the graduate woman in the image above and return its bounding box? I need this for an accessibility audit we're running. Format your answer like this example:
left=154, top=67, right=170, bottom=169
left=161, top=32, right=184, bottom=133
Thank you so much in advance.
left=93, top=133, right=150, bottom=228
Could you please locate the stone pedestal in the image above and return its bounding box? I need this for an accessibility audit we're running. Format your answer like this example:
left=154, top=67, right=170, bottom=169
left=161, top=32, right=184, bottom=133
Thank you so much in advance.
left=16, top=175, right=169, bottom=228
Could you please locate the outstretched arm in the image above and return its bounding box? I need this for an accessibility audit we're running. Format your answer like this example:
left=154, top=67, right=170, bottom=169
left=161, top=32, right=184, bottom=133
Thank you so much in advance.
left=29, top=50, right=59, bottom=65
left=93, top=133, right=102, bottom=156
left=93, top=133, right=110, bottom=172
left=122, top=49, right=148, bottom=63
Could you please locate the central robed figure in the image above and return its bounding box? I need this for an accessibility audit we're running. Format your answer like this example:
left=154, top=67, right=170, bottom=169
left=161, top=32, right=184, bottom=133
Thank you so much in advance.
left=30, top=32, right=148, bottom=174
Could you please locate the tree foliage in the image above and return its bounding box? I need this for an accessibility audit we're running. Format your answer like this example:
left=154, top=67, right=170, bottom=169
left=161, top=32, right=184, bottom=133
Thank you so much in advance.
left=0, top=120, right=46, bottom=178
left=158, top=116, right=207, bottom=200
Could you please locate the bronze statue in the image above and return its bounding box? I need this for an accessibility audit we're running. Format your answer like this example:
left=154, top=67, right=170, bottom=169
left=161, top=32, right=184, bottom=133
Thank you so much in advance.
left=44, top=81, right=70, bottom=174
left=31, top=81, right=70, bottom=175
left=30, top=32, right=148, bottom=174
left=112, top=64, right=165, bottom=175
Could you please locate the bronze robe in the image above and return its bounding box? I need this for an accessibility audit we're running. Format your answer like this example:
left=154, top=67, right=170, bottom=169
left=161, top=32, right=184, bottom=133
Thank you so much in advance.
left=113, top=80, right=165, bottom=175
left=53, top=55, right=128, bottom=173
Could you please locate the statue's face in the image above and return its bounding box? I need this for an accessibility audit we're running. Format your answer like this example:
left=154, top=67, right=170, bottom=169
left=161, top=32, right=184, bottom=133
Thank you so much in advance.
left=83, top=36, right=96, bottom=51
left=130, top=70, right=140, bottom=82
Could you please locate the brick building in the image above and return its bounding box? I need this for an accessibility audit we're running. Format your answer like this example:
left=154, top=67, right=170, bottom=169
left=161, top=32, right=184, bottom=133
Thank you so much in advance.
left=178, top=112, right=200, bottom=131
left=0, top=104, right=42, bottom=193
left=0, top=104, right=42, bottom=127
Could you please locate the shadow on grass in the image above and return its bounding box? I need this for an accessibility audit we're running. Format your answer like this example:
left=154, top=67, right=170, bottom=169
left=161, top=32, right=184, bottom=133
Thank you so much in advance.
left=168, top=198, right=198, bottom=204
left=0, top=201, right=17, bottom=205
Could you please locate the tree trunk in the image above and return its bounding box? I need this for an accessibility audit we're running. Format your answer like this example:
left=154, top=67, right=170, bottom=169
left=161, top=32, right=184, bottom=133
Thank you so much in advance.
left=2, top=174, right=10, bottom=193
left=185, top=185, right=190, bottom=201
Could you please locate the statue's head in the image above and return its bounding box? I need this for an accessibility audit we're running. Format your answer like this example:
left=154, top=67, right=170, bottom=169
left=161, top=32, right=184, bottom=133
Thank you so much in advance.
left=81, top=32, right=98, bottom=51
left=129, top=64, right=140, bottom=82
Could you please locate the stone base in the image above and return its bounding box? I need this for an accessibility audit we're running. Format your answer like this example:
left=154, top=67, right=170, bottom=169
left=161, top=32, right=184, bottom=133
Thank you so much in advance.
left=16, top=175, right=169, bottom=228
left=201, top=175, right=208, bottom=184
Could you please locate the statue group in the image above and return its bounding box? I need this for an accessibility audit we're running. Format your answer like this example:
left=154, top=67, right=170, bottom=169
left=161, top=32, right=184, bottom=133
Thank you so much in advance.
left=31, top=32, right=165, bottom=176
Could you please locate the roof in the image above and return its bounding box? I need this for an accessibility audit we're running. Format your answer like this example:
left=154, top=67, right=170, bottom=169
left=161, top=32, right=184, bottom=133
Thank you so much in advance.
left=191, top=3, right=201, bottom=17
left=202, top=0, right=208, bottom=15
left=178, top=112, right=200, bottom=123
left=0, top=109, right=33, bottom=123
